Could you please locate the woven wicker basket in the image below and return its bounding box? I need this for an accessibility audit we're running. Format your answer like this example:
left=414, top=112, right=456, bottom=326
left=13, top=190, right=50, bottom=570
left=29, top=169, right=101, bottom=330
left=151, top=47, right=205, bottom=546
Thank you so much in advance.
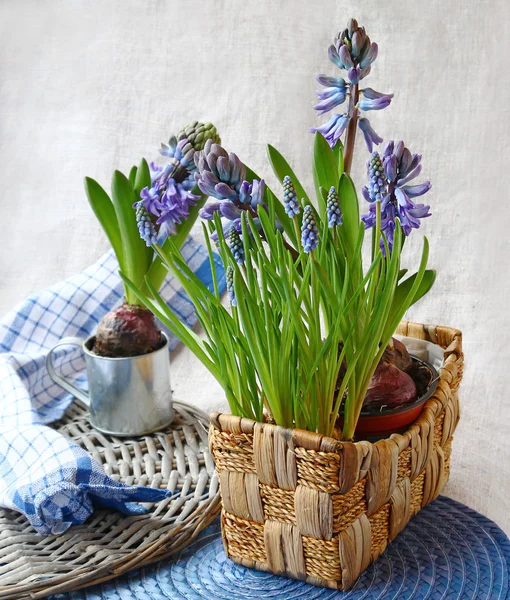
left=209, top=321, right=463, bottom=591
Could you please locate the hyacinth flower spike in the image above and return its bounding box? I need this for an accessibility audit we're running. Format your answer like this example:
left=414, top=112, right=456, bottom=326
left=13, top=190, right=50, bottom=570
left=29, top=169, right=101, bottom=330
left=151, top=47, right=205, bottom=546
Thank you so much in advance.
left=361, top=141, right=431, bottom=252
left=84, top=121, right=220, bottom=358
left=311, top=18, right=393, bottom=172
left=196, top=140, right=267, bottom=241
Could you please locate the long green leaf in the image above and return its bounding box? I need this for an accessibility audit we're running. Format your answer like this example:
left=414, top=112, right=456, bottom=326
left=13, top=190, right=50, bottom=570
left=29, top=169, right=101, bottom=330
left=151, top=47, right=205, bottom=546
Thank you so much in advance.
left=84, top=177, right=123, bottom=268
left=111, top=170, right=150, bottom=302
left=312, top=132, right=338, bottom=220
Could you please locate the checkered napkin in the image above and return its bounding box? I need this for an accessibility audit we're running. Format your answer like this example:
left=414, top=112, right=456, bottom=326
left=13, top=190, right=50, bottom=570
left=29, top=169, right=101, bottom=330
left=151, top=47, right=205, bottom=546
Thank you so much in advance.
left=0, top=238, right=225, bottom=535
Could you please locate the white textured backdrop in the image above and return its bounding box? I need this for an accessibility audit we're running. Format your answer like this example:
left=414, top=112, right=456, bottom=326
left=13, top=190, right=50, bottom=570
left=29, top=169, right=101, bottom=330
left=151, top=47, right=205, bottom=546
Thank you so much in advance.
left=1, top=1, right=509, bottom=533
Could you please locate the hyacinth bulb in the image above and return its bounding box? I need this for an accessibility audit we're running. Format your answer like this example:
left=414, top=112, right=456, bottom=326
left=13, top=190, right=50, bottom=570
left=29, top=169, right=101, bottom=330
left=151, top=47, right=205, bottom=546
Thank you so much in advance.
left=363, top=362, right=417, bottom=410
left=93, top=304, right=164, bottom=358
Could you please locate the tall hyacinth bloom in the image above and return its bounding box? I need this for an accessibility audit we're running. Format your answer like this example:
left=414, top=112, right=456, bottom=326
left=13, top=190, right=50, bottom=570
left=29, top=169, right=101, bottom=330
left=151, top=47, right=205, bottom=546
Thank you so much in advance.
left=311, top=18, right=393, bottom=155
left=196, top=140, right=266, bottom=239
left=301, top=205, right=319, bottom=253
left=361, top=141, right=432, bottom=250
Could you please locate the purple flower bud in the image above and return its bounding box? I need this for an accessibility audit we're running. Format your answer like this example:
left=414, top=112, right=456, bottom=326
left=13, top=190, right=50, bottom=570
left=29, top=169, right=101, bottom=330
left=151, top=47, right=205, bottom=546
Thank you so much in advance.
left=198, top=202, right=222, bottom=220
left=384, top=155, right=398, bottom=182
left=359, top=42, right=378, bottom=69
left=310, top=113, right=350, bottom=149
left=215, top=182, right=238, bottom=202
left=219, top=201, right=242, bottom=220
left=216, top=156, right=231, bottom=182
left=328, top=45, right=344, bottom=70
left=316, top=74, right=346, bottom=88
left=347, top=67, right=361, bottom=84
left=358, top=118, right=383, bottom=153
left=402, top=182, right=431, bottom=197
left=361, top=88, right=394, bottom=100
left=339, top=44, right=354, bottom=69
left=358, top=95, right=393, bottom=111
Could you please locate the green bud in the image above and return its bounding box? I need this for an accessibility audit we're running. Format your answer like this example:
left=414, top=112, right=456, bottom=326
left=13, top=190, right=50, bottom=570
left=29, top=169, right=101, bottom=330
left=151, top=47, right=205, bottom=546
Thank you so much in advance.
left=177, top=121, right=221, bottom=151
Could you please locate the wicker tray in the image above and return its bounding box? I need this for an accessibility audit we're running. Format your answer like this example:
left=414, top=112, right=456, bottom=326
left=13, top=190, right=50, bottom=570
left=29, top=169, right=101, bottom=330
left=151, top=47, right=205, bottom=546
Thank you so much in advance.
left=0, top=399, right=221, bottom=600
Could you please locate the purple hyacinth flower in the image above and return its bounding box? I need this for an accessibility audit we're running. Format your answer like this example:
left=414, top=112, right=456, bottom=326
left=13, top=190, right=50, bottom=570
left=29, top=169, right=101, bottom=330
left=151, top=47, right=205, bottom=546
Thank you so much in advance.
left=137, top=185, right=163, bottom=216
left=358, top=95, right=393, bottom=111
left=347, top=67, right=361, bottom=85
left=311, top=113, right=350, bottom=149
left=359, top=42, right=378, bottom=69
left=314, top=83, right=347, bottom=115
left=358, top=118, right=383, bottom=152
left=361, top=142, right=431, bottom=251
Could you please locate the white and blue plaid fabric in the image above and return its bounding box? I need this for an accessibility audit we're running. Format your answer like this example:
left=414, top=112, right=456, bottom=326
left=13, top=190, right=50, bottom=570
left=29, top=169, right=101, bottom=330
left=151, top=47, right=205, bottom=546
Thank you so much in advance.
left=0, top=238, right=225, bottom=535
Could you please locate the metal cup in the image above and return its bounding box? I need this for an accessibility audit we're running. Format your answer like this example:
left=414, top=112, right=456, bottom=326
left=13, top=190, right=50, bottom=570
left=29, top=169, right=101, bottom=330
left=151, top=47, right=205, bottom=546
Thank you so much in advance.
left=46, top=333, right=173, bottom=437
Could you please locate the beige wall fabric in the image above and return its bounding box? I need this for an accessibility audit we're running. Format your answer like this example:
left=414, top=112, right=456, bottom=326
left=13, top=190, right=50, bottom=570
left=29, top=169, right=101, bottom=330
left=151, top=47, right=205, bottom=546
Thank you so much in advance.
left=1, top=1, right=509, bottom=534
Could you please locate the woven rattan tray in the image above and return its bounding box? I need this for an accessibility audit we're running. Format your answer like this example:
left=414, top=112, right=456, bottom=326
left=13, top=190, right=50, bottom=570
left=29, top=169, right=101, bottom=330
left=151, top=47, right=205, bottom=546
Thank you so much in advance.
left=0, top=399, right=221, bottom=599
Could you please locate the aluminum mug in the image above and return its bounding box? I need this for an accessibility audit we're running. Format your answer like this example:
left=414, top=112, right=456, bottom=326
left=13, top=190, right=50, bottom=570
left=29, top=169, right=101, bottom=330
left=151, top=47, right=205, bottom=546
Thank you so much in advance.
left=46, top=333, right=173, bottom=437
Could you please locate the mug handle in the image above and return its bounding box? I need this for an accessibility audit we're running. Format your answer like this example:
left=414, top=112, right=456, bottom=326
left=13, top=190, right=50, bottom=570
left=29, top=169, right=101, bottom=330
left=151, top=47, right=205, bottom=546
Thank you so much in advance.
left=46, top=337, right=90, bottom=405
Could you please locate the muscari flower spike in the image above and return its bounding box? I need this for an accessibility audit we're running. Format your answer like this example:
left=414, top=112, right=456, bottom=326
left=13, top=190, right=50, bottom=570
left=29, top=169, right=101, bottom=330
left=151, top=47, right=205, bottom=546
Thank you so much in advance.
left=301, top=205, right=319, bottom=253
left=311, top=18, right=393, bottom=151
left=283, top=176, right=301, bottom=218
left=326, top=186, right=343, bottom=228
left=228, top=226, right=245, bottom=264
left=196, top=140, right=266, bottom=240
left=134, top=201, right=157, bottom=246
left=361, top=141, right=432, bottom=251
left=225, top=265, right=236, bottom=306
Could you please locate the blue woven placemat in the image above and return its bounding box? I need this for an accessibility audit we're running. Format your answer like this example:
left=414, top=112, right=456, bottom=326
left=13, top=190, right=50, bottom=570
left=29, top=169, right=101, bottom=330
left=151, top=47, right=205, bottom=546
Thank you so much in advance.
left=51, top=496, right=509, bottom=599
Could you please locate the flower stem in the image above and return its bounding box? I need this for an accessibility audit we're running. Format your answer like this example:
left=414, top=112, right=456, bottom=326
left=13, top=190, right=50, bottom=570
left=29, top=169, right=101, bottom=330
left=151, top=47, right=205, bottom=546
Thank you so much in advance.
left=343, top=84, right=359, bottom=174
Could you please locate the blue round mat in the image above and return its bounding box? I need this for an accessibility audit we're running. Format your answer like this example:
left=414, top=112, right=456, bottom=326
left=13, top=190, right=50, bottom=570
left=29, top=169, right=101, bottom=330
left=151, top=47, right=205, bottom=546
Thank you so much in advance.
left=53, top=497, right=509, bottom=599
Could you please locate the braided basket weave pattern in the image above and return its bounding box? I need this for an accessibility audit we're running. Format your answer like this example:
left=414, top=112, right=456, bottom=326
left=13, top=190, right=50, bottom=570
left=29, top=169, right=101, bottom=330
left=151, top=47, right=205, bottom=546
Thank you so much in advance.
left=209, top=321, right=463, bottom=591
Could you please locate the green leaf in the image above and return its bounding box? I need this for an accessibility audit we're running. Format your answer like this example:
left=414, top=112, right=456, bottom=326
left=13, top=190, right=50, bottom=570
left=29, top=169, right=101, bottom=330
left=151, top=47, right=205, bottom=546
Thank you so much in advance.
left=312, top=132, right=338, bottom=220
left=337, top=172, right=360, bottom=258
left=111, top=170, right=151, bottom=302
left=389, top=269, right=436, bottom=323
left=333, top=141, right=344, bottom=175
left=84, top=177, right=123, bottom=268
left=134, top=158, right=151, bottom=198
left=266, top=144, right=311, bottom=205
left=129, top=166, right=138, bottom=187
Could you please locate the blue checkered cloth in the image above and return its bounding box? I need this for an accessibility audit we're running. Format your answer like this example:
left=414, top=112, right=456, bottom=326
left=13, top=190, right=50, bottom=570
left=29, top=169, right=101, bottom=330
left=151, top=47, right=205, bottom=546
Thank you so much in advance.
left=0, top=238, right=225, bottom=535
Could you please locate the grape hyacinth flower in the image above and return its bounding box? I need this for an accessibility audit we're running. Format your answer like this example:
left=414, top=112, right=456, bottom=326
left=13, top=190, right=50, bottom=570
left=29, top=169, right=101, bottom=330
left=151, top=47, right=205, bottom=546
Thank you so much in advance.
left=196, top=140, right=266, bottom=239
left=301, top=205, right=319, bottom=253
left=361, top=141, right=432, bottom=250
left=311, top=19, right=393, bottom=154
left=283, top=176, right=301, bottom=218
left=326, top=186, right=343, bottom=228
left=134, top=201, right=157, bottom=247
left=225, top=266, right=236, bottom=306
left=228, top=226, right=245, bottom=264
